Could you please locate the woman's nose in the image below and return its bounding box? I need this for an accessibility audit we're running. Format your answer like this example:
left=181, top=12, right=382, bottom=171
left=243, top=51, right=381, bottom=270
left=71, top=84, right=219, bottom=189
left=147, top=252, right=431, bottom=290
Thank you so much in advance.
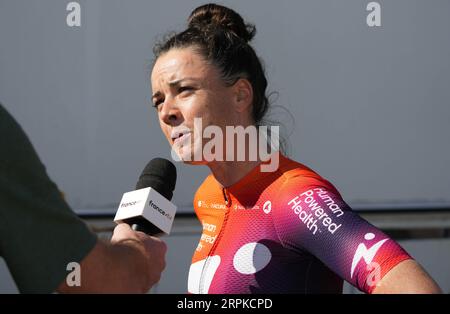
left=160, top=99, right=182, bottom=126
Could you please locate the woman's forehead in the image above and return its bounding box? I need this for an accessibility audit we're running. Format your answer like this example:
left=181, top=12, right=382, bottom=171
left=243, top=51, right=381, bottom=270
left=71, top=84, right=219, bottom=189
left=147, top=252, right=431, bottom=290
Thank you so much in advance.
left=151, top=48, right=210, bottom=84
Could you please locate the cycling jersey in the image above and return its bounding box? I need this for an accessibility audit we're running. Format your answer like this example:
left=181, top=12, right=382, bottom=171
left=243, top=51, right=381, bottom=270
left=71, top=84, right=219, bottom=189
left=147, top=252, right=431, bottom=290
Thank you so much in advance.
left=188, top=154, right=412, bottom=294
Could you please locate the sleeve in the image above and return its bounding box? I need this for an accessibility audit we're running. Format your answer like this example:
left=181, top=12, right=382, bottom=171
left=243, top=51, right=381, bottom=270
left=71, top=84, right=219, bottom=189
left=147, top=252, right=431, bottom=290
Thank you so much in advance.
left=272, top=176, right=412, bottom=294
left=0, top=105, right=97, bottom=293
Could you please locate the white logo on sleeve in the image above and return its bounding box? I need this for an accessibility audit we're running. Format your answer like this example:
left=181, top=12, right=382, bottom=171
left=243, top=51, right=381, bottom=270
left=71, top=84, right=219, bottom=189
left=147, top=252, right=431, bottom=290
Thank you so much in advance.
left=350, top=233, right=388, bottom=278
left=263, top=201, right=272, bottom=214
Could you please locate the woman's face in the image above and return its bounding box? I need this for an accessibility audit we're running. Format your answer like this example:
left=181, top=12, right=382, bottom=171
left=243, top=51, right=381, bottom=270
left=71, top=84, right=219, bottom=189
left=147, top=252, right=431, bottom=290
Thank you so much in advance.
left=151, top=47, right=242, bottom=163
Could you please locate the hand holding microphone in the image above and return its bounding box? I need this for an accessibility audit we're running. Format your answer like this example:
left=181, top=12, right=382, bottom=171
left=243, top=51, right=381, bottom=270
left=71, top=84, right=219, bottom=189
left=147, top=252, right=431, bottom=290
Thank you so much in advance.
left=111, top=223, right=167, bottom=290
left=110, top=158, right=177, bottom=291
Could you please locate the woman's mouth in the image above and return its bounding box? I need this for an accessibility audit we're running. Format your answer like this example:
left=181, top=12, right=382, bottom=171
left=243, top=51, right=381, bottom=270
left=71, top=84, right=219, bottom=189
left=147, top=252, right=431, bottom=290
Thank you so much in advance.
left=171, top=130, right=192, bottom=145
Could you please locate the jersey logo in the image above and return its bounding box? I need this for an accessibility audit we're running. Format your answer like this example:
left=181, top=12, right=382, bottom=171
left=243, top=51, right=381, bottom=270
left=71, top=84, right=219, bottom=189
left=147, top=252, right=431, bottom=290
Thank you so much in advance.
left=233, top=242, right=272, bottom=274
left=350, top=233, right=388, bottom=278
left=188, top=256, right=221, bottom=294
left=263, top=201, right=272, bottom=214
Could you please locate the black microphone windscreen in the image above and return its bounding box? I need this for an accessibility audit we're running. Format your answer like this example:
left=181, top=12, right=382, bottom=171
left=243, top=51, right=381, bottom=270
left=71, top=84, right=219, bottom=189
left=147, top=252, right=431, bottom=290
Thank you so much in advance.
left=135, top=158, right=177, bottom=200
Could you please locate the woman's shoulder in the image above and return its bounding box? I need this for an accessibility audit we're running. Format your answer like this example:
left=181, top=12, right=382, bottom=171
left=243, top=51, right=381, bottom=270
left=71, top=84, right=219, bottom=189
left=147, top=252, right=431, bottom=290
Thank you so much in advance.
left=277, top=154, right=341, bottom=196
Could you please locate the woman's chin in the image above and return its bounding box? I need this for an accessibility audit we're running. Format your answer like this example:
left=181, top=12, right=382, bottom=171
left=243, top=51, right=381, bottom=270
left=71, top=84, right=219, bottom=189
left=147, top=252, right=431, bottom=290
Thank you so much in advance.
left=170, top=150, right=206, bottom=165
left=170, top=144, right=207, bottom=165
left=183, top=159, right=207, bottom=166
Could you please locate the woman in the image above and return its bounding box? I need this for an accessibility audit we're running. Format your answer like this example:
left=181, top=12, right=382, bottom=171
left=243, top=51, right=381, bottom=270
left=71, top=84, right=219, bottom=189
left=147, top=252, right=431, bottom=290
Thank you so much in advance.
left=150, top=3, right=441, bottom=293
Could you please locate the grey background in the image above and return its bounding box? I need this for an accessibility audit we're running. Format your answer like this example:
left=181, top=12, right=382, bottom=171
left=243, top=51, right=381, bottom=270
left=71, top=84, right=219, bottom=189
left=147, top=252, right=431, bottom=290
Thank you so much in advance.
left=1, top=0, right=449, bottom=213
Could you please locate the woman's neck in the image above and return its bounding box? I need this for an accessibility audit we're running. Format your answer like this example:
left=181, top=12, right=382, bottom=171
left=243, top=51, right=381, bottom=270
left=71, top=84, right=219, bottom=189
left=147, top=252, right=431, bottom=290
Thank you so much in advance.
left=205, top=119, right=271, bottom=187
left=207, top=160, right=261, bottom=188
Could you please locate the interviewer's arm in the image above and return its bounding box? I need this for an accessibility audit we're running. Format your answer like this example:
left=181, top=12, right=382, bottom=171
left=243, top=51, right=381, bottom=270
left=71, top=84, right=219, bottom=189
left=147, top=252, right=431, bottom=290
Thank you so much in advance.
left=57, top=223, right=167, bottom=293
left=0, top=105, right=165, bottom=293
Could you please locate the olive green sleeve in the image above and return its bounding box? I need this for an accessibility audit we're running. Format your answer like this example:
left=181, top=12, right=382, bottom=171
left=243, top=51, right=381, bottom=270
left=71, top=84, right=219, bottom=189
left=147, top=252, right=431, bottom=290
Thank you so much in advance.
left=0, top=104, right=97, bottom=293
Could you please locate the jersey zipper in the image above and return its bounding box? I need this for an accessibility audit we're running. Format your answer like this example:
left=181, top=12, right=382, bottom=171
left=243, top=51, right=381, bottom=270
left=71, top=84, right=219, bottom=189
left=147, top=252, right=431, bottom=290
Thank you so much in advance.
left=199, top=187, right=232, bottom=293
left=222, top=187, right=231, bottom=206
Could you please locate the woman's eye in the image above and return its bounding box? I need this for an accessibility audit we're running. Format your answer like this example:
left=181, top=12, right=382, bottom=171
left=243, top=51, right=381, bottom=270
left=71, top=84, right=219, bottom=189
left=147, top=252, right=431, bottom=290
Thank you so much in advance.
left=178, top=86, right=193, bottom=94
left=153, top=100, right=163, bottom=109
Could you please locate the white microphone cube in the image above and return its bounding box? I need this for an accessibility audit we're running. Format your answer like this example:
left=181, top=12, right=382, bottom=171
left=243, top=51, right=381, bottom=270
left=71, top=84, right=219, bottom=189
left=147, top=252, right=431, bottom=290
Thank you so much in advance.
left=114, top=187, right=177, bottom=235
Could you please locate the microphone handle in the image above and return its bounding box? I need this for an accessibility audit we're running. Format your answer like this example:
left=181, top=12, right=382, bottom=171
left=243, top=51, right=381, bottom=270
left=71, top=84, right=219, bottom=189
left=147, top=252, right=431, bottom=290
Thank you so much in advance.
left=124, top=217, right=163, bottom=236
left=131, top=223, right=162, bottom=236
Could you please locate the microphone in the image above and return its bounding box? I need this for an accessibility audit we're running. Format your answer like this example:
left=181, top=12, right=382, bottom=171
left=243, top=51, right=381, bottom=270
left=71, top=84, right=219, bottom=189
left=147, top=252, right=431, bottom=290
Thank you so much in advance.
left=114, top=158, right=177, bottom=236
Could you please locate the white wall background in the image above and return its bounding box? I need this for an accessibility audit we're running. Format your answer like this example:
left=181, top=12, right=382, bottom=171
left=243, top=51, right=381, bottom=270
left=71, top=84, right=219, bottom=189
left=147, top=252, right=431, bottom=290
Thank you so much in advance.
left=1, top=0, right=449, bottom=213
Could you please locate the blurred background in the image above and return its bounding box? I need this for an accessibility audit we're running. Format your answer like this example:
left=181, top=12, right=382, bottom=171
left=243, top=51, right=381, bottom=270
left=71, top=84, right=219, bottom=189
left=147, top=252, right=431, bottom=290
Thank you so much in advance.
left=1, top=0, right=449, bottom=293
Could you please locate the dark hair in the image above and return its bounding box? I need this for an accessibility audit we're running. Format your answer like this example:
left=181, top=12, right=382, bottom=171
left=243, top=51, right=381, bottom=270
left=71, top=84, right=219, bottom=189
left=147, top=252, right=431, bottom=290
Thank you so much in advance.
left=153, top=3, right=269, bottom=125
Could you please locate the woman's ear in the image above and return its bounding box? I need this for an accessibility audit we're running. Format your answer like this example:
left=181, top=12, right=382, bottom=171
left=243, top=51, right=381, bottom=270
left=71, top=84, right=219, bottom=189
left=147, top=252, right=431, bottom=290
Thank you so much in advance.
left=232, top=78, right=253, bottom=113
